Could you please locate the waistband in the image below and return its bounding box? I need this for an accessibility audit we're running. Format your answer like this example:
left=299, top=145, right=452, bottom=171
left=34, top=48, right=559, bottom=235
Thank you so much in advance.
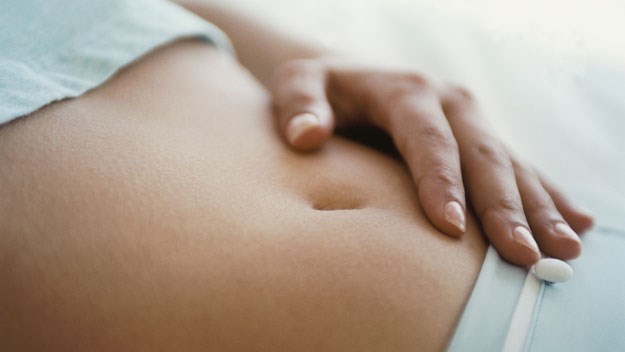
left=448, top=187, right=625, bottom=351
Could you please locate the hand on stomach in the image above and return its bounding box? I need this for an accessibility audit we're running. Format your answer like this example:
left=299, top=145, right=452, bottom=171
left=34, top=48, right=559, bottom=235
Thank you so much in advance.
left=0, top=40, right=486, bottom=351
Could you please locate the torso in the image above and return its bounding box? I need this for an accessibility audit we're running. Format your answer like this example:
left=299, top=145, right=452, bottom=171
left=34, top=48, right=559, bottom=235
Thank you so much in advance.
left=0, top=40, right=487, bottom=351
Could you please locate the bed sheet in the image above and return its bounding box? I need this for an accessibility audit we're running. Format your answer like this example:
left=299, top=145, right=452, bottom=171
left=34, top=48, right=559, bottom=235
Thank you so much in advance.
left=231, top=0, right=625, bottom=222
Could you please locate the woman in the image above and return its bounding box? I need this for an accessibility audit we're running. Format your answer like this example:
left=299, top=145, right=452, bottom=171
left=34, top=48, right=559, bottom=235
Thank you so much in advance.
left=0, top=0, right=601, bottom=350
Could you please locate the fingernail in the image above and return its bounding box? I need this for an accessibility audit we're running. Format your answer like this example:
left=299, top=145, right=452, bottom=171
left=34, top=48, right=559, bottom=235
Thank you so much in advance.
left=286, top=113, right=319, bottom=144
left=444, top=201, right=466, bottom=232
left=554, top=222, right=580, bottom=241
left=513, top=226, right=539, bottom=253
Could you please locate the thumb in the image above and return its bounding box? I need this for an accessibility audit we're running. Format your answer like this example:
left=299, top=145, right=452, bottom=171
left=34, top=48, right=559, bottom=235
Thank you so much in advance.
left=270, top=60, right=335, bottom=150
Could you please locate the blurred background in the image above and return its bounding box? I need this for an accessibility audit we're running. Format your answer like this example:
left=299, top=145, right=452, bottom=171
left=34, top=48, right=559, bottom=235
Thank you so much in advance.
left=226, top=0, right=625, bottom=222
left=229, top=0, right=625, bottom=68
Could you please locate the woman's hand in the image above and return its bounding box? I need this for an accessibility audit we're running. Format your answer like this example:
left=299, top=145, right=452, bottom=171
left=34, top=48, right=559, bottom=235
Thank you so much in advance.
left=270, top=58, right=594, bottom=266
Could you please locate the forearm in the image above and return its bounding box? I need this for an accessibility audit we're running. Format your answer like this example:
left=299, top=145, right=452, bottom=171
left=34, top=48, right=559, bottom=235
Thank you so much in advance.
left=173, top=0, right=330, bottom=85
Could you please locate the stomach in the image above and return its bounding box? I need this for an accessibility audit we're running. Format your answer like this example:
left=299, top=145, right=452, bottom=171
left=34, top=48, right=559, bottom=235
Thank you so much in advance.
left=0, top=39, right=487, bottom=351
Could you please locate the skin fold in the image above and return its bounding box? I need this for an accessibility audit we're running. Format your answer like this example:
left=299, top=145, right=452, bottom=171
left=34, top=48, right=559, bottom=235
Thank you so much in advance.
left=174, top=1, right=593, bottom=267
left=0, top=40, right=488, bottom=351
left=0, top=1, right=595, bottom=349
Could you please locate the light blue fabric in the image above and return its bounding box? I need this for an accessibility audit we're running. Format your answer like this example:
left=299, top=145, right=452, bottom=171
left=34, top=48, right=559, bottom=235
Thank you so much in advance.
left=447, top=246, right=528, bottom=351
left=526, top=225, right=625, bottom=352
left=0, top=0, right=233, bottom=125
left=448, top=188, right=625, bottom=351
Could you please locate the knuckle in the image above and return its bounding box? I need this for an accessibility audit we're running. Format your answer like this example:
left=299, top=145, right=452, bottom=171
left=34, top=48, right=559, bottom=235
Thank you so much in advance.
left=388, top=102, right=433, bottom=129
left=479, top=195, right=522, bottom=219
left=472, top=143, right=511, bottom=168
left=419, top=126, right=457, bottom=149
left=427, top=166, right=458, bottom=187
left=386, top=73, right=433, bottom=102
left=441, top=85, right=478, bottom=116
left=403, top=72, right=431, bottom=89
left=395, top=126, right=458, bottom=164
left=497, top=194, right=522, bottom=212
left=447, top=85, right=475, bottom=103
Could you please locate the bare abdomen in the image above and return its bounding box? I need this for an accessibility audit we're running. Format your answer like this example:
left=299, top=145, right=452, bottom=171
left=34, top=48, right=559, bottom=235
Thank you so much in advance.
left=0, top=40, right=486, bottom=351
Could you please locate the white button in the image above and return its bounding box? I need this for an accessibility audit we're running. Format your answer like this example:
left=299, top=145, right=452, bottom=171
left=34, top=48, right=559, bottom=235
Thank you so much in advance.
left=532, top=258, right=573, bottom=283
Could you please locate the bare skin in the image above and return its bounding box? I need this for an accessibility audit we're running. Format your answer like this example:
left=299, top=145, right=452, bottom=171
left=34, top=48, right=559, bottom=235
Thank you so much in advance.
left=0, top=40, right=487, bottom=351
left=270, top=60, right=593, bottom=265
left=175, top=0, right=594, bottom=267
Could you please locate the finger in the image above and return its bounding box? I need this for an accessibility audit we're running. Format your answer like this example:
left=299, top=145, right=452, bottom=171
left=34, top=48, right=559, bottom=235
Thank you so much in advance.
left=441, top=87, right=540, bottom=266
left=538, top=175, right=595, bottom=233
left=513, top=160, right=582, bottom=260
left=270, top=60, right=334, bottom=150
left=377, top=83, right=467, bottom=237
